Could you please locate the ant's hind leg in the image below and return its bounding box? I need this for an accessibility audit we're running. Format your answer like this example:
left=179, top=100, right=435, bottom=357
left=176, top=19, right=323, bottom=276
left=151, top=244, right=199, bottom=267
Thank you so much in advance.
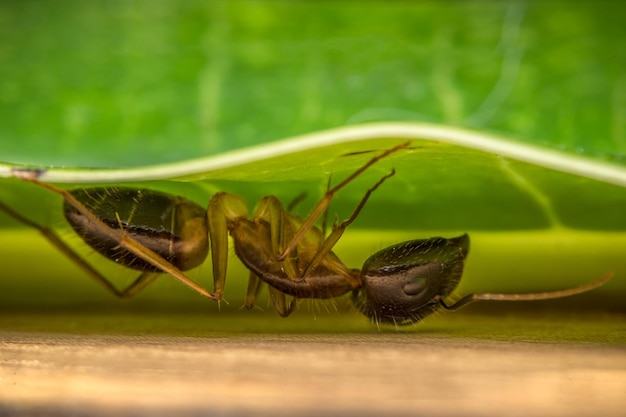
left=6, top=179, right=217, bottom=300
left=0, top=200, right=152, bottom=298
left=119, top=271, right=161, bottom=298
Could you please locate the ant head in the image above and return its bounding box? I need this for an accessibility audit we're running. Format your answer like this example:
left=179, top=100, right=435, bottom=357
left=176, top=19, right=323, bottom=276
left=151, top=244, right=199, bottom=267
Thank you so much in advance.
left=353, top=234, right=469, bottom=325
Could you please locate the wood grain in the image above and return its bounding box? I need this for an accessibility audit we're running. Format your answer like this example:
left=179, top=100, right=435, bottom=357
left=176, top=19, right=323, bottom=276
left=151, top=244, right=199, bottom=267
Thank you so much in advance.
left=1, top=332, right=624, bottom=417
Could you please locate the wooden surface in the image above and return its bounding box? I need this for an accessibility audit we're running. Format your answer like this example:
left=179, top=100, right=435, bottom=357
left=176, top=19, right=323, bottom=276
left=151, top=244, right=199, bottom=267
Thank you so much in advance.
left=1, top=330, right=625, bottom=417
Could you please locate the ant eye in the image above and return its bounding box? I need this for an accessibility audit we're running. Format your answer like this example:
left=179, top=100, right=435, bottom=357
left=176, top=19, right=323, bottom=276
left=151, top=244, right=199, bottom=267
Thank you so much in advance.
left=403, top=277, right=426, bottom=296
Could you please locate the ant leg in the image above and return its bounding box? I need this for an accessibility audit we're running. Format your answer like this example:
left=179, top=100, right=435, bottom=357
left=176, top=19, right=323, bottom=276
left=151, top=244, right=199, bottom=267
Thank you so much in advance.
left=244, top=271, right=264, bottom=310
left=286, top=192, right=307, bottom=212
left=119, top=271, right=161, bottom=298
left=301, top=169, right=396, bottom=280
left=251, top=195, right=300, bottom=279
left=439, top=272, right=613, bottom=311
left=278, top=141, right=409, bottom=261
left=11, top=179, right=217, bottom=300
left=0, top=200, right=159, bottom=298
left=248, top=194, right=360, bottom=303
left=241, top=196, right=301, bottom=315
left=207, top=192, right=248, bottom=300
left=253, top=196, right=286, bottom=255
left=268, top=285, right=299, bottom=317
left=320, top=176, right=332, bottom=237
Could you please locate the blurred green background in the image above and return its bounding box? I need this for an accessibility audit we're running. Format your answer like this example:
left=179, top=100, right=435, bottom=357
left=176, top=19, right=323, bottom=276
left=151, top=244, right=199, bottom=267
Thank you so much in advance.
left=0, top=1, right=624, bottom=333
left=1, top=0, right=624, bottom=167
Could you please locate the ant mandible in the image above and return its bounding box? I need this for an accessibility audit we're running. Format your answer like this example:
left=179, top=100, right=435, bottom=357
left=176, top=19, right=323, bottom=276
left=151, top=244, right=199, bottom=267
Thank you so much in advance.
left=0, top=143, right=611, bottom=325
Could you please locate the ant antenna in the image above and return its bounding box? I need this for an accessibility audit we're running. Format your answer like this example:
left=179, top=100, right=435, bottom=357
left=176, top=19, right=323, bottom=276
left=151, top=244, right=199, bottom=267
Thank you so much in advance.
left=440, top=272, right=613, bottom=311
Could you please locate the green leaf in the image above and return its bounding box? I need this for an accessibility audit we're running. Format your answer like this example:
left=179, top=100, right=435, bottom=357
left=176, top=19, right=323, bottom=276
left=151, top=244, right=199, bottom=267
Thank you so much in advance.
left=2, top=125, right=626, bottom=232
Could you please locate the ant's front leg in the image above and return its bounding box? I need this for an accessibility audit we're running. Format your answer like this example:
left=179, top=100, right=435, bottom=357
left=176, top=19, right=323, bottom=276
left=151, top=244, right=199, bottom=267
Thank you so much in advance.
left=277, top=141, right=409, bottom=262
left=301, top=169, right=396, bottom=279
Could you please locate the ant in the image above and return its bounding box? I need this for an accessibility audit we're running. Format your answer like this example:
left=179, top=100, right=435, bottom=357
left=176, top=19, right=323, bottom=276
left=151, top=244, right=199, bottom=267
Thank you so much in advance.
left=0, top=143, right=612, bottom=325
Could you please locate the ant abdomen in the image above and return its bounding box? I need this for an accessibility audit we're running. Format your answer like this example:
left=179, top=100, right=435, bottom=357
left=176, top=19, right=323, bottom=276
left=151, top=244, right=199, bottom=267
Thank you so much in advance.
left=353, top=234, right=469, bottom=325
left=64, top=188, right=209, bottom=272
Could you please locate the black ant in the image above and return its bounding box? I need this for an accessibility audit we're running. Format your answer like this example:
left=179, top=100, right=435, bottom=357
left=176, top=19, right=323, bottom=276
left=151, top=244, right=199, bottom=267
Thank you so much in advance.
left=0, top=143, right=611, bottom=325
